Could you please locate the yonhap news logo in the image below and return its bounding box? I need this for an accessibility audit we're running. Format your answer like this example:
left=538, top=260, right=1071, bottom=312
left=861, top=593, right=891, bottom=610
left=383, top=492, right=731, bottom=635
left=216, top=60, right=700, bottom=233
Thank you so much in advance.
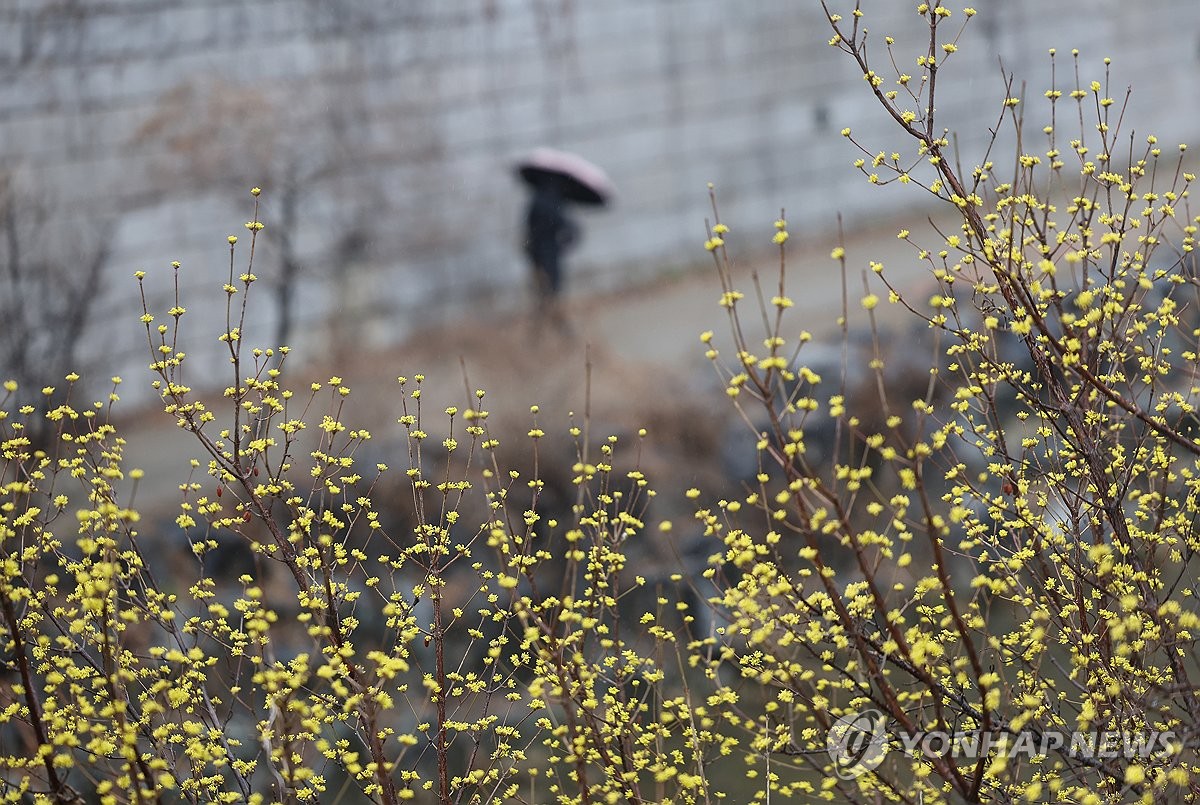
left=826, top=709, right=890, bottom=779
left=826, top=708, right=1178, bottom=779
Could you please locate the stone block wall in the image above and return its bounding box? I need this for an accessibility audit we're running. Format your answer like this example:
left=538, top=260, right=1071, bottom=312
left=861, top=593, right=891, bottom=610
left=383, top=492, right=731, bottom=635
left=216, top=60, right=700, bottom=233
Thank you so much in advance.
left=1, top=0, right=1198, bottom=397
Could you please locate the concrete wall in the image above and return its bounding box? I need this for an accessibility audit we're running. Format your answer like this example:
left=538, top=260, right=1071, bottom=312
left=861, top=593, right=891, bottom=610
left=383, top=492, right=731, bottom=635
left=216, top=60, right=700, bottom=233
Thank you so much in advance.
left=2, top=0, right=1199, bottom=395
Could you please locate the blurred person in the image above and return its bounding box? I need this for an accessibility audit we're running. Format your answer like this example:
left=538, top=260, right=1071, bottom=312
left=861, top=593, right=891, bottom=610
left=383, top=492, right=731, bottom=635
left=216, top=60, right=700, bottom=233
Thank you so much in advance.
left=516, top=148, right=614, bottom=337
left=524, top=176, right=579, bottom=333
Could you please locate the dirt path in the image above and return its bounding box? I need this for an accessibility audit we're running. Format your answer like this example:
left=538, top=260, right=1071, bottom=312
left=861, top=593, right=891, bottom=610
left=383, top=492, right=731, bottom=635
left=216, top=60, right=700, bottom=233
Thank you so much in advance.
left=118, top=206, right=958, bottom=511
left=570, top=207, right=952, bottom=370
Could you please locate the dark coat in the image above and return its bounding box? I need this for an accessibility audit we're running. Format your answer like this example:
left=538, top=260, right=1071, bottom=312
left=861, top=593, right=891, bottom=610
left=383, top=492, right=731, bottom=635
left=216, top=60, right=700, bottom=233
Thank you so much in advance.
left=524, top=185, right=579, bottom=294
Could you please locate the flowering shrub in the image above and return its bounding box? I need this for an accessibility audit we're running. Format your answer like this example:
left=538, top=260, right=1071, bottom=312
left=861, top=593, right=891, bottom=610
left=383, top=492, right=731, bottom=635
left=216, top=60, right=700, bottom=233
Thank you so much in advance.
left=1, top=190, right=730, bottom=803
left=688, top=3, right=1200, bottom=802
left=2, top=3, right=1200, bottom=803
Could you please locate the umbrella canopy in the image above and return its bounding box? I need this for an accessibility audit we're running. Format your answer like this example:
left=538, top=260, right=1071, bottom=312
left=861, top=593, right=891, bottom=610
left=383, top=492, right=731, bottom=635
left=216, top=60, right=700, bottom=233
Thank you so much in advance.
left=517, top=148, right=615, bottom=206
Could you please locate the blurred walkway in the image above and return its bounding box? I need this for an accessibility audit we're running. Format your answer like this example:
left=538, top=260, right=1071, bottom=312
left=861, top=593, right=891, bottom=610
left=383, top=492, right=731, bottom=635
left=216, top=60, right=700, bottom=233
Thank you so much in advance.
left=571, top=207, right=954, bottom=373
left=118, top=205, right=957, bottom=512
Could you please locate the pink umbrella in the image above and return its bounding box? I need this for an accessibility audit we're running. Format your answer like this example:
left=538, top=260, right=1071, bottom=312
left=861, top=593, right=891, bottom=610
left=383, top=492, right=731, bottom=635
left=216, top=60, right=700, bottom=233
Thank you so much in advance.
left=517, top=148, right=615, bottom=206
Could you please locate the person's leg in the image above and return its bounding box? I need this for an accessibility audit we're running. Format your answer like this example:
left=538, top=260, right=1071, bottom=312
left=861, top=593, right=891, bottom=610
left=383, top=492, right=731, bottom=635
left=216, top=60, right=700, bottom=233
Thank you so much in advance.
left=528, top=258, right=553, bottom=338
left=528, top=244, right=572, bottom=339
left=541, top=256, right=573, bottom=336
